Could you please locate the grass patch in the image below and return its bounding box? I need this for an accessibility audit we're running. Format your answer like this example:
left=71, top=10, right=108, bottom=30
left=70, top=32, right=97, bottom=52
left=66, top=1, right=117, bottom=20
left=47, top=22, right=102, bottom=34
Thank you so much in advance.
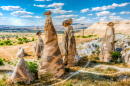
left=26, top=61, right=38, bottom=79
left=0, top=58, right=5, bottom=66
left=75, top=35, right=97, bottom=38
left=94, top=67, right=119, bottom=74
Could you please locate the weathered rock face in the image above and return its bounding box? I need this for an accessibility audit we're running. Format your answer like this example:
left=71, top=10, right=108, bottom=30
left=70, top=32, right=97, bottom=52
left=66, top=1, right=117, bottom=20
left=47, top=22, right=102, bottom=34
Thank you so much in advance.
left=34, top=31, right=44, bottom=58
left=61, top=18, right=77, bottom=67
left=119, top=75, right=130, bottom=81
left=32, top=41, right=37, bottom=53
left=99, top=22, right=115, bottom=62
left=16, top=47, right=25, bottom=58
left=11, top=57, right=34, bottom=83
left=124, top=50, right=130, bottom=64
left=38, top=11, right=64, bottom=78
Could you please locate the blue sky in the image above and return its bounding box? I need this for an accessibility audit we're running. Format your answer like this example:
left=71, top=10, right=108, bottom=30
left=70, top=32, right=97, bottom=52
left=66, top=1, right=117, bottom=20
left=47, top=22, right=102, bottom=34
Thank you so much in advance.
left=0, top=0, right=130, bottom=26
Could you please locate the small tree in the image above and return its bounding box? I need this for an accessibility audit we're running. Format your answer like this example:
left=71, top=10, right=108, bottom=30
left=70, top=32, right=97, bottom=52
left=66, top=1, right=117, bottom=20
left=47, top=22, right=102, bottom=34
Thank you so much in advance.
left=111, top=51, right=121, bottom=63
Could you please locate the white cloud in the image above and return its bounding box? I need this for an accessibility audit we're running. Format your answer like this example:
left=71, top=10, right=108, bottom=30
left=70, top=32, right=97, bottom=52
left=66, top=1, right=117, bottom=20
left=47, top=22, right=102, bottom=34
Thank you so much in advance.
left=20, top=15, right=33, bottom=18
left=11, top=11, right=33, bottom=16
left=111, top=13, right=116, bottom=15
left=47, top=3, right=64, bottom=9
left=54, top=14, right=78, bottom=18
left=46, top=8, right=72, bottom=14
left=1, top=6, right=22, bottom=11
left=74, top=17, right=86, bottom=21
left=109, top=16, right=122, bottom=20
left=81, top=8, right=89, bottom=13
left=120, top=11, right=130, bottom=14
left=92, top=2, right=130, bottom=11
left=88, top=14, right=93, bottom=16
left=0, top=12, right=3, bottom=16
left=34, top=0, right=51, bottom=1
left=93, top=17, right=99, bottom=19
left=99, top=16, right=107, bottom=21
left=34, top=4, right=46, bottom=7
left=96, top=11, right=116, bottom=16
left=35, top=16, right=42, bottom=18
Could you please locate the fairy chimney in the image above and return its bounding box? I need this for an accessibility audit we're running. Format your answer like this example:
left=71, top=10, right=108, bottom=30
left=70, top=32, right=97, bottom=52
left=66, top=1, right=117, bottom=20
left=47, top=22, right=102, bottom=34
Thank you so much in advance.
left=99, top=22, right=115, bottom=62
left=61, top=18, right=78, bottom=67
left=38, top=11, right=65, bottom=78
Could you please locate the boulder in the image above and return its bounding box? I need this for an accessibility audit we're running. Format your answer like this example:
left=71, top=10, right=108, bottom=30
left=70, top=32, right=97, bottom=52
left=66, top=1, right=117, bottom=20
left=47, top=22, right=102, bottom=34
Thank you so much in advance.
left=16, top=47, right=25, bottom=58
left=61, top=18, right=78, bottom=67
left=119, top=75, right=130, bottom=81
left=38, top=11, right=64, bottom=78
left=124, top=50, right=130, bottom=64
left=115, top=47, right=122, bottom=52
left=35, top=31, right=44, bottom=58
left=11, top=57, right=34, bottom=83
left=32, top=41, right=37, bottom=53
left=99, top=22, right=115, bottom=62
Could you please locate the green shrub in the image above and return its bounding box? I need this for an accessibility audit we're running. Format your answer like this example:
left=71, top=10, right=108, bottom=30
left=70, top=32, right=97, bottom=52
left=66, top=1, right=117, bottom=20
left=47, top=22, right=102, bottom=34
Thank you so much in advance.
left=4, top=40, right=11, bottom=45
left=0, top=42, right=4, bottom=45
left=26, top=61, right=38, bottom=78
left=7, top=38, right=10, bottom=40
left=17, top=41, right=23, bottom=44
left=0, top=58, right=5, bottom=66
left=32, top=37, right=35, bottom=41
left=65, top=68, right=70, bottom=72
left=8, top=43, right=13, bottom=45
left=24, top=39, right=29, bottom=43
left=66, top=83, right=73, bottom=86
left=22, top=37, right=27, bottom=41
left=17, top=38, right=22, bottom=41
left=15, top=36, right=18, bottom=39
left=94, top=57, right=100, bottom=60
left=111, top=51, right=121, bottom=62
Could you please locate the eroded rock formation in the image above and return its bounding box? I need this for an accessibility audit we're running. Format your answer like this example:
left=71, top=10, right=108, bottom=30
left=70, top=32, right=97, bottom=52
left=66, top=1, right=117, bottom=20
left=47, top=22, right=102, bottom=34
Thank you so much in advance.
left=34, top=31, right=44, bottom=58
left=61, top=18, right=78, bottom=67
left=16, top=47, right=25, bottom=58
left=38, top=11, right=64, bottom=78
left=11, top=57, right=34, bottom=83
left=99, top=22, right=115, bottom=62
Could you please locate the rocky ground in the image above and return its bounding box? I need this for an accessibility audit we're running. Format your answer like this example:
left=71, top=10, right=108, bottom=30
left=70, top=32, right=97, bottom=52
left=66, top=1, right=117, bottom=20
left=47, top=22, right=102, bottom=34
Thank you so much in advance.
left=0, top=33, right=130, bottom=86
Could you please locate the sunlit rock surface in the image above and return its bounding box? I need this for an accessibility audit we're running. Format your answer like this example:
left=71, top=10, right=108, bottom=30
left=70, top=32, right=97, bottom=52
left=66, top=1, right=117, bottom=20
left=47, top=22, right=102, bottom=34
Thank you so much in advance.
left=16, top=47, right=25, bottom=58
left=38, top=11, right=64, bottom=78
left=11, top=57, right=34, bottom=83
left=34, top=31, right=44, bottom=58
left=99, top=22, right=115, bottom=62
left=61, top=18, right=78, bottom=67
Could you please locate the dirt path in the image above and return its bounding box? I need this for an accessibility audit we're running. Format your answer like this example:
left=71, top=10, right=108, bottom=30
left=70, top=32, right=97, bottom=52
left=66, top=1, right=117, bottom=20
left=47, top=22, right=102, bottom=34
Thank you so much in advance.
left=50, top=59, right=90, bottom=86
left=51, top=62, right=130, bottom=86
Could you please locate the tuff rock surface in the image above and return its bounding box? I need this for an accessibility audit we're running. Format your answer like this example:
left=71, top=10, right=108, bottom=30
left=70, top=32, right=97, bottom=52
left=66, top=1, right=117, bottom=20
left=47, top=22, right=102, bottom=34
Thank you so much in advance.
left=11, top=57, right=34, bottom=83
left=99, top=22, right=115, bottom=62
left=16, top=47, right=25, bottom=58
left=61, top=18, right=78, bottom=67
left=38, top=11, right=64, bottom=78
left=34, top=31, right=44, bottom=58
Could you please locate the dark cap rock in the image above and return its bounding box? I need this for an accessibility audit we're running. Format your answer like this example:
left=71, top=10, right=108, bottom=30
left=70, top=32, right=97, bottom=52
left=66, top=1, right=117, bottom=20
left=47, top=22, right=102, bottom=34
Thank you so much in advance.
left=62, top=18, right=73, bottom=27
left=43, top=11, right=52, bottom=15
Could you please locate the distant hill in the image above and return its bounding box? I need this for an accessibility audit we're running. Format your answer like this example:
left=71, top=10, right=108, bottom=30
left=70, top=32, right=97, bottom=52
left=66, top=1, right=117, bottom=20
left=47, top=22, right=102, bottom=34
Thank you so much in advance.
left=79, top=20, right=130, bottom=36
left=0, top=23, right=93, bottom=33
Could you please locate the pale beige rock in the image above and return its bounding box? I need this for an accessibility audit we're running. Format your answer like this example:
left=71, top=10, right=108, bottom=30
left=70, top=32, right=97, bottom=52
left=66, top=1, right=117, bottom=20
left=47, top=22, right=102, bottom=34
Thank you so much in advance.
left=11, top=57, right=34, bottom=83
left=81, top=20, right=130, bottom=36
left=99, top=22, right=115, bottom=62
left=61, top=18, right=77, bottom=67
left=124, top=50, right=130, bottom=64
left=34, top=31, right=44, bottom=58
left=38, top=11, right=64, bottom=78
left=16, top=47, right=25, bottom=58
